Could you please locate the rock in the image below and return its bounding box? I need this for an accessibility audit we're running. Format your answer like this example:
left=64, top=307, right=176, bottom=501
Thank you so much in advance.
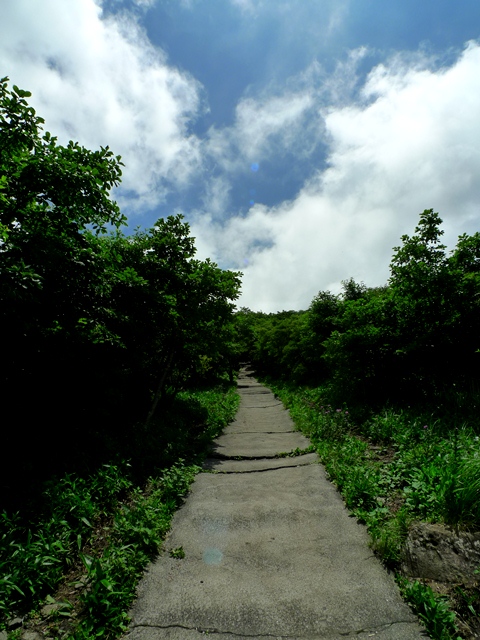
left=401, top=522, right=480, bottom=585
left=22, top=633, right=44, bottom=640
left=73, top=576, right=88, bottom=590
left=41, top=603, right=62, bottom=616
left=0, top=631, right=8, bottom=640
left=7, top=617, right=22, bottom=629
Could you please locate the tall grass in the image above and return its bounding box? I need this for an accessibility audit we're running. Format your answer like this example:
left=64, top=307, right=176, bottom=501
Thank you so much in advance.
left=397, top=577, right=460, bottom=640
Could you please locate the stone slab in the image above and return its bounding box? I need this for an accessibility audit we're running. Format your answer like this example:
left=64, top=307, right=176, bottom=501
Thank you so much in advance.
left=209, top=430, right=312, bottom=459
left=203, top=452, right=318, bottom=473
left=126, top=465, right=424, bottom=639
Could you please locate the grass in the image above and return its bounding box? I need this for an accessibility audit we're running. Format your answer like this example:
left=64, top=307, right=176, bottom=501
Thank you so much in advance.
left=74, top=462, right=199, bottom=639
left=397, top=577, right=461, bottom=640
left=0, top=384, right=239, bottom=639
left=263, top=378, right=480, bottom=640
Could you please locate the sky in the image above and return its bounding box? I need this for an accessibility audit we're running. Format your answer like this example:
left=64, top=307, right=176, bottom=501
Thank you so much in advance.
left=1, top=0, right=480, bottom=312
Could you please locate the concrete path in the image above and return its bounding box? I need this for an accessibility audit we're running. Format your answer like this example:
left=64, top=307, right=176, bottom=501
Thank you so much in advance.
left=125, top=367, right=426, bottom=639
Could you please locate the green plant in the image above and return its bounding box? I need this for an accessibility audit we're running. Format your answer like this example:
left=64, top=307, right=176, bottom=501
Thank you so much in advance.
left=0, top=464, right=136, bottom=621
left=453, top=450, right=480, bottom=527
left=275, top=446, right=315, bottom=458
left=397, top=577, right=460, bottom=640
left=366, top=411, right=403, bottom=444
left=0, top=511, right=69, bottom=617
left=169, top=547, right=185, bottom=559
left=368, top=508, right=411, bottom=564
left=75, top=463, right=200, bottom=638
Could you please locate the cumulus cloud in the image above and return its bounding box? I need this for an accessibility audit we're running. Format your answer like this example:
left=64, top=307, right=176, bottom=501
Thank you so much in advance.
left=3, top=1, right=479, bottom=314
left=205, top=89, right=319, bottom=175
left=0, top=0, right=202, bottom=211
left=193, top=42, right=480, bottom=311
left=202, top=49, right=370, bottom=181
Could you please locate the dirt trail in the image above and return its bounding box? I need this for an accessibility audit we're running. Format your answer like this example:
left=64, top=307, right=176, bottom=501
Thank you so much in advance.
left=125, top=366, right=425, bottom=639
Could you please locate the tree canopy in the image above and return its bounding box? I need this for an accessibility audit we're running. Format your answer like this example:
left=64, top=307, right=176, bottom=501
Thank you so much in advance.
left=242, top=209, right=480, bottom=412
left=0, top=78, right=241, bottom=504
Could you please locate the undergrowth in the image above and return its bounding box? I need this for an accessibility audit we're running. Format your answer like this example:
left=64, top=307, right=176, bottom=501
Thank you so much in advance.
left=397, top=578, right=461, bottom=640
left=267, top=378, right=480, bottom=640
left=0, top=385, right=239, bottom=639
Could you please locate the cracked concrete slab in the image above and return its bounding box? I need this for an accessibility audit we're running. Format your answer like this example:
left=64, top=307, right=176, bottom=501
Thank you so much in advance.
left=203, top=453, right=318, bottom=473
left=124, top=367, right=426, bottom=640
left=225, top=414, right=295, bottom=433
left=209, top=431, right=312, bottom=459
left=126, top=622, right=423, bottom=639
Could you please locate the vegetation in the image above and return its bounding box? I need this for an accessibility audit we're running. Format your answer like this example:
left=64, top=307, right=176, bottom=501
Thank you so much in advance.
left=3, top=74, right=480, bottom=639
left=238, top=210, right=480, bottom=639
left=0, top=78, right=241, bottom=637
left=0, top=387, right=239, bottom=638
left=0, top=76, right=241, bottom=504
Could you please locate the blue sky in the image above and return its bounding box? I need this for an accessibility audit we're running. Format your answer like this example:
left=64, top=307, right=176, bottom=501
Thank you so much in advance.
left=2, top=0, right=480, bottom=310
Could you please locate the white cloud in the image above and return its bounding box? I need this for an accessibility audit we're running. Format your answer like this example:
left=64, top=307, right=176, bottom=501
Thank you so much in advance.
left=200, top=176, right=233, bottom=220
left=235, top=93, right=315, bottom=161
left=204, top=80, right=324, bottom=176
left=194, top=42, right=480, bottom=312
left=203, top=50, right=370, bottom=179
left=3, top=1, right=480, bottom=314
left=132, top=0, right=156, bottom=7
left=326, top=0, right=350, bottom=38
left=229, top=0, right=272, bottom=14
left=0, top=0, right=202, bottom=211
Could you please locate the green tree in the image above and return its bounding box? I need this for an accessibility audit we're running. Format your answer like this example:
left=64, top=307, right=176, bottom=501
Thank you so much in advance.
left=323, top=210, right=480, bottom=407
left=0, top=76, right=126, bottom=370
left=0, top=78, right=128, bottom=493
left=0, top=79, right=242, bottom=506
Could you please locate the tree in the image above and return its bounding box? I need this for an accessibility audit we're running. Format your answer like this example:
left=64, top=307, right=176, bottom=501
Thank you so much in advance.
left=0, top=77, right=126, bottom=386
left=0, top=79, right=242, bottom=503
left=0, top=78, right=130, bottom=494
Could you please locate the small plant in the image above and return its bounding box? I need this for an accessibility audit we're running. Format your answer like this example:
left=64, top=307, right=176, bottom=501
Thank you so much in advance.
left=275, top=446, right=315, bottom=458
left=368, top=508, right=411, bottom=564
left=169, top=547, right=185, bottom=559
left=397, top=577, right=460, bottom=640
left=452, top=451, right=480, bottom=527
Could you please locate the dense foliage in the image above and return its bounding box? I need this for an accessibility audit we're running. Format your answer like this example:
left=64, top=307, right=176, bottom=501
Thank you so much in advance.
left=0, top=77, right=241, bottom=509
left=241, top=208, right=480, bottom=415
left=0, top=387, right=239, bottom=637
left=0, top=78, right=243, bottom=636
left=239, top=209, right=480, bottom=639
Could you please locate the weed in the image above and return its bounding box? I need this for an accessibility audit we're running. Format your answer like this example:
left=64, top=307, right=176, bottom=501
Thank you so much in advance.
left=169, top=547, right=185, bottom=559
left=0, top=384, right=237, bottom=637
left=73, top=462, right=200, bottom=638
left=275, top=446, right=315, bottom=458
left=368, top=508, right=411, bottom=565
left=453, top=450, right=480, bottom=527
left=397, top=577, right=460, bottom=640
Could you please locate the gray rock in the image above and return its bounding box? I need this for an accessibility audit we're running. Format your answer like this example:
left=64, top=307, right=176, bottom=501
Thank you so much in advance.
left=41, top=602, right=63, bottom=616
left=7, top=617, right=22, bottom=629
left=401, top=522, right=480, bottom=584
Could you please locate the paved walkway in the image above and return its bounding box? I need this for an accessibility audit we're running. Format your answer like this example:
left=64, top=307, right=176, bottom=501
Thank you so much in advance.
left=125, top=367, right=425, bottom=639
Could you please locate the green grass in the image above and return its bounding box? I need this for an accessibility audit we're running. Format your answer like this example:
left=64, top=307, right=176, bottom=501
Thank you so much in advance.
left=75, top=462, right=199, bottom=639
left=263, top=378, right=480, bottom=639
left=0, top=463, right=132, bottom=621
left=268, top=381, right=480, bottom=529
left=397, top=577, right=461, bottom=640
left=0, top=384, right=239, bottom=639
